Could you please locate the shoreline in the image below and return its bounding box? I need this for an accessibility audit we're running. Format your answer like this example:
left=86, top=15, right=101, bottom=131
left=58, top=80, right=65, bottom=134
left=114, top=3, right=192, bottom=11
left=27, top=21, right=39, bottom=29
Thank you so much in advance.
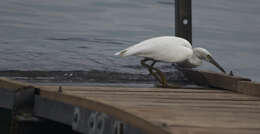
left=0, top=70, right=190, bottom=85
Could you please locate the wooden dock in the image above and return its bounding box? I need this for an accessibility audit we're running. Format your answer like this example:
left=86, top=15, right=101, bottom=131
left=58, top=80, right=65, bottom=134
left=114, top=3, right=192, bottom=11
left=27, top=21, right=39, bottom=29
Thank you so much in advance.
left=1, top=70, right=260, bottom=134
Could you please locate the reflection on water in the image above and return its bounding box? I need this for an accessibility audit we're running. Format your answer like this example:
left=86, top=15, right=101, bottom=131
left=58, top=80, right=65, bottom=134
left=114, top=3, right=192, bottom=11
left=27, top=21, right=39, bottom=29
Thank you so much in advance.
left=0, top=0, right=260, bottom=82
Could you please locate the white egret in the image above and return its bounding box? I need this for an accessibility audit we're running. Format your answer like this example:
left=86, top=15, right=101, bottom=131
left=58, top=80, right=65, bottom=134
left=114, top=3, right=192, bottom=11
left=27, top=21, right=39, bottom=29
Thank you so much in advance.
left=114, top=36, right=226, bottom=87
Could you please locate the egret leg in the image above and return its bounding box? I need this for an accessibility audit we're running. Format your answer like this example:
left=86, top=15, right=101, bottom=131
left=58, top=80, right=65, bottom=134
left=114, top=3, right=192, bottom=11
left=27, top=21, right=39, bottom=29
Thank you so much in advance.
left=141, top=58, right=168, bottom=88
left=149, top=61, right=168, bottom=87
left=152, top=67, right=182, bottom=88
left=141, top=59, right=162, bottom=83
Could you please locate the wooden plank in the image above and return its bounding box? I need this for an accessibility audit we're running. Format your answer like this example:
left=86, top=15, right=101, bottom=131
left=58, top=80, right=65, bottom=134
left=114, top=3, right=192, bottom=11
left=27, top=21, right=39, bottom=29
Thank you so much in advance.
left=83, top=98, right=260, bottom=115
left=1, top=77, right=259, bottom=134
left=37, top=86, right=260, bottom=134
left=44, top=86, right=250, bottom=105
left=40, top=86, right=259, bottom=102
left=39, top=90, right=170, bottom=134
left=67, top=94, right=260, bottom=109
left=168, top=126, right=260, bottom=134
left=0, top=77, right=33, bottom=91
left=131, top=108, right=260, bottom=129
left=237, top=81, right=260, bottom=97
left=64, top=91, right=259, bottom=101
left=34, top=95, right=145, bottom=134
left=62, top=94, right=260, bottom=129
left=183, top=69, right=251, bottom=91
left=40, top=86, right=227, bottom=93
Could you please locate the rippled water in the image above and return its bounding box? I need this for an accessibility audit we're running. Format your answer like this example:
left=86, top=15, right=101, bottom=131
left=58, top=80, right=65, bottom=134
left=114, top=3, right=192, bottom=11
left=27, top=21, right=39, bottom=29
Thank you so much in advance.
left=0, top=0, right=260, bottom=81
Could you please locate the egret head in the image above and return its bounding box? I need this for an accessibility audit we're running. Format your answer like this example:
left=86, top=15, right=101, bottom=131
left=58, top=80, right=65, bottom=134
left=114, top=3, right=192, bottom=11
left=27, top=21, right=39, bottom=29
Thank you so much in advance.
left=193, top=48, right=226, bottom=73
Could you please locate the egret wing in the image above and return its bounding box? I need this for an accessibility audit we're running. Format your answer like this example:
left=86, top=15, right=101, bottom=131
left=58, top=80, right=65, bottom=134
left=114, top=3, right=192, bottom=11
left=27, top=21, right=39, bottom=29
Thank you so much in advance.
left=135, top=42, right=193, bottom=62
left=114, top=36, right=192, bottom=57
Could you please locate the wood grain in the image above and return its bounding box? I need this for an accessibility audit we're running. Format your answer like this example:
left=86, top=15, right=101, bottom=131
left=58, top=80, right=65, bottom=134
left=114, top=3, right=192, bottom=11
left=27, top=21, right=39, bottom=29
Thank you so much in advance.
left=39, top=90, right=170, bottom=134
left=183, top=69, right=251, bottom=90
left=0, top=77, right=33, bottom=91
left=1, top=77, right=260, bottom=134
left=237, top=81, right=260, bottom=97
left=39, top=86, right=260, bottom=134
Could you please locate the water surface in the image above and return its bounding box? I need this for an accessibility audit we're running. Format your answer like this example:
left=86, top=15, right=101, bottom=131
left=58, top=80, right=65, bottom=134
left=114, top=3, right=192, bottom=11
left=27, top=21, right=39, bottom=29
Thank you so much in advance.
left=0, top=0, right=260, bottom=82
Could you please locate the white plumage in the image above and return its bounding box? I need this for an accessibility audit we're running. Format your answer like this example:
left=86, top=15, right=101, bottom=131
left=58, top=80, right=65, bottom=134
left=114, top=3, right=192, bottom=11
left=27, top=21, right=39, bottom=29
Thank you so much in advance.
left=115, top=36, right=193, bottom=63
left=114, top=36, right=226, bottom=87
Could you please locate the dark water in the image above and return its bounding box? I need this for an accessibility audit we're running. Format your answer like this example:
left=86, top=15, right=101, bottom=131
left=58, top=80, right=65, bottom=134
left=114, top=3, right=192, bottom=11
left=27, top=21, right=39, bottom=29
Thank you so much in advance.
left=0, top=0, right=260, bottom=82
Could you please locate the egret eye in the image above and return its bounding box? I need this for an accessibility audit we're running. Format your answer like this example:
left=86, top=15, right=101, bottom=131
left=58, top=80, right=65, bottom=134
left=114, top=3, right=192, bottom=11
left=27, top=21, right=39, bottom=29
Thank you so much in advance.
left=206, top=55, right=211, bottom=61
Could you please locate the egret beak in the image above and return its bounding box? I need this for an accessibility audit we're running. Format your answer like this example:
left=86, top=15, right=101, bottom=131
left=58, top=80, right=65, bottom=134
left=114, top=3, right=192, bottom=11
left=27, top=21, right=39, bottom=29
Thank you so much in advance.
left=208, top=56, right=226, bottom=73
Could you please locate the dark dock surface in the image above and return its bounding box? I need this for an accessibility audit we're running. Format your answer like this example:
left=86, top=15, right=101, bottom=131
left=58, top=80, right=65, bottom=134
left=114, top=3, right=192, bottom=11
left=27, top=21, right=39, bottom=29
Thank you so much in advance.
left=1, top=69, right=260, bottom=134
left=38, top=86, right=260, bottom=134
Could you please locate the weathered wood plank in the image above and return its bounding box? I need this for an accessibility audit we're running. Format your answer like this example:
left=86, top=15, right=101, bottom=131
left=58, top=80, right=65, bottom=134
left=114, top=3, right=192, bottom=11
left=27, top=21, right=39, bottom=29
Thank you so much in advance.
left=134, top=108, right=260, bottom=129
left=40, top=86, right=225, bottom=93
left=34, top=95, right=145, bottom=134
left=183, top=69, right=251, bottom=91
left=0, top=77, right=32, bottom=91
left=64, top=91, right=259, bottom=101
left=168, top=126, right=260, bottom=134
left=1, top=77, right=260, bottom=134
left=39, top=90, right=170, bottom=134
left=60, top=95, right=260, bottom=129
left=67, top=95, right=260, bottom=109
left=38, top=86, right=260, bottom=133
left=237, top=81, right=260, bottom=97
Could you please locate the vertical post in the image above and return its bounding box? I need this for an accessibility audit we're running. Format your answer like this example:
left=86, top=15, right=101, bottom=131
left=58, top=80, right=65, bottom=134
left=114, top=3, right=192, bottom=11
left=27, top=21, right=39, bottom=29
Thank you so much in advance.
left=175, top=0, right=192, bottom=44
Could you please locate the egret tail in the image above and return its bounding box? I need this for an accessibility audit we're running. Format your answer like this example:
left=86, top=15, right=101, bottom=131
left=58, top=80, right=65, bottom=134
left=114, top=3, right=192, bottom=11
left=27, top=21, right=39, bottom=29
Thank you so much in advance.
left=114, top=49, right=129, bottom=56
